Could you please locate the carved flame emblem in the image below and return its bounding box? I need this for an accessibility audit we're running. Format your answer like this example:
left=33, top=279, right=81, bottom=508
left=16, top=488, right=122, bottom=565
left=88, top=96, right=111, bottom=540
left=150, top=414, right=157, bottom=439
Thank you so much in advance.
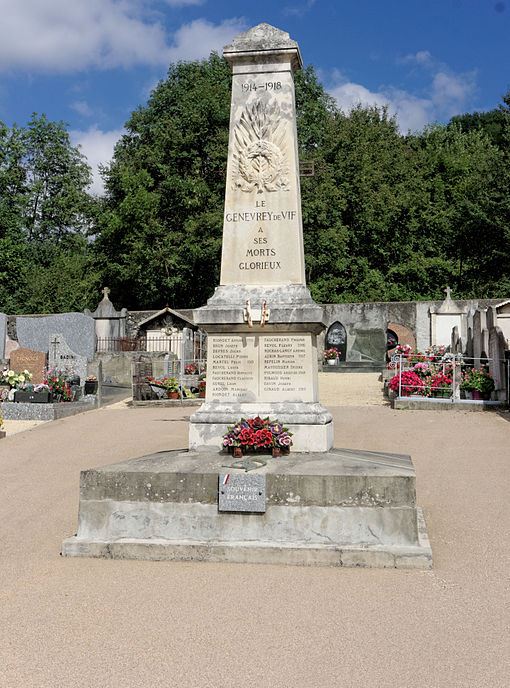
left=232, top=100, right=289, bottom=193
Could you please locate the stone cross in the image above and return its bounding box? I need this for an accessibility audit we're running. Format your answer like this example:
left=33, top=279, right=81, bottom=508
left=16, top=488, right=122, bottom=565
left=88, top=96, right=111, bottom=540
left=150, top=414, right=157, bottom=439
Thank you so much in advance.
left=102, top=287, right=111, bottom=299
left=445, top=286, right=452, bottom=300
left=50, top=336, right=59, bottom=362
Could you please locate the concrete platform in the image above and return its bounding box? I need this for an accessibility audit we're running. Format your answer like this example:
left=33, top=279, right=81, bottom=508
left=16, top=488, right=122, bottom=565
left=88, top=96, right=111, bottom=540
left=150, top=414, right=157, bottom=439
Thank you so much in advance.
left=1, top=398, right=96, bottom=421
left=62, top=448, right=432, bottom=568
left=393, top=397, right=506, bottom=411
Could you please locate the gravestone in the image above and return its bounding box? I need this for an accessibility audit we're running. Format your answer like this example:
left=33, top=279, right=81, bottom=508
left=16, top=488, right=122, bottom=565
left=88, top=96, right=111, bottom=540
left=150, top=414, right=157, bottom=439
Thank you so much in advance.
left=16, top=313, right=95, bottom=361
left=386, top=322, right=416, bottom=359
left=489, top=327, right=506, bottom=399
left=85, top=287, right=127, bottom=351
left=189, top=22, right=332, bottom=451
left=9, top=347, right=47, bottom=384
left=493, top=300, right=510, bottom=346
left=429, top=286, right=467, bottom=347
left=0, top=313, right=6, bottom=360
left=48, top=334, right=87, bottom=385
left=325, top=322, right=347, bottom=361
left=473, top=308, right=488, bottom=365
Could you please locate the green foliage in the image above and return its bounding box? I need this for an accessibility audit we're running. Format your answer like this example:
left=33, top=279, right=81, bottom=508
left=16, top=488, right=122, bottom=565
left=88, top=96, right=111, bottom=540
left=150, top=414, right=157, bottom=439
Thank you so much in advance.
left=1, top=60, right=510, bottom=313
left=0, top=114, right=97, bottom=313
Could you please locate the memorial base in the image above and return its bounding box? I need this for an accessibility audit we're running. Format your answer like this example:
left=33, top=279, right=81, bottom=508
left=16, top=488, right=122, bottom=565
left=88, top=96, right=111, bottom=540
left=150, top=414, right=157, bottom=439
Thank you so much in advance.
left=62, top=447, right=432, bottom=569
left=189, top=421, right=334, bottom=452
left=189, top=400, right=333, bottom=452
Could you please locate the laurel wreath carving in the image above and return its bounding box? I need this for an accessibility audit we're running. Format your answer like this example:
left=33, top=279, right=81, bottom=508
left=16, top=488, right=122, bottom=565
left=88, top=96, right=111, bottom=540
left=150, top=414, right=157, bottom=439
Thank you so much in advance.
left=232, top=100, right=289, bottom=193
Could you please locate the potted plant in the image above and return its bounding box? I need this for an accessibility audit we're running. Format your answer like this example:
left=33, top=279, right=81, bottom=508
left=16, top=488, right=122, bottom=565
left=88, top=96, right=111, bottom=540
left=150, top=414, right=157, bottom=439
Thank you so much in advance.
left=198, top=379, right=206, bottom=398
left=145, top=376, right=180, bottom=399
left=460, top=368, right=495, bottom=400
left=323, top=348, right=338, bottom=366
left=84, top=375, right=98, bottom=395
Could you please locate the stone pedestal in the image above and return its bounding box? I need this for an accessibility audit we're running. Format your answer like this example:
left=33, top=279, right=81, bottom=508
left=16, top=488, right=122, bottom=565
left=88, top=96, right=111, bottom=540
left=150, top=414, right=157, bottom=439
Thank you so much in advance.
left=62, top=448, right=432, bottom=569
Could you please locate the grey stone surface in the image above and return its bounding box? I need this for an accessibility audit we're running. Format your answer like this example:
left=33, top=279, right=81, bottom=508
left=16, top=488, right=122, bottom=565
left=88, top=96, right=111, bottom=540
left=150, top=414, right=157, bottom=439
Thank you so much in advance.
left=17, top=313, right=95, bottom=361
left=48, top=333, right=88, bottom=384
left=0, top=312, right=6, bottom=359
left=1, top=399, right=95, bottom=421
left=219, top=473, right=266, bottom=512
left=392, top=398, right=504, bottom=411
left=224, top=22, right=301, bottom=59
left=62, top=447, right=431, bottom=568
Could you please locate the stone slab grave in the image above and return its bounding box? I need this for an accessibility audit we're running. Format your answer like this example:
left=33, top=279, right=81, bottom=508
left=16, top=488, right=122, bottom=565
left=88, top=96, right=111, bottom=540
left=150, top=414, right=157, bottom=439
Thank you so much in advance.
left=9, top=347, right=47, bottom=384
left=49, top=334, right=87, bottom=385
left=63, top=23, right=432, bottom=568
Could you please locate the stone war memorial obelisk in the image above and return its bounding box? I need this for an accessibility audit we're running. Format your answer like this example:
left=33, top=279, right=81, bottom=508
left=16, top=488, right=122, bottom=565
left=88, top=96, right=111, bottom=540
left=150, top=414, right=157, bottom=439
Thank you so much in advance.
left=189, top=22, right=333, bottom=452
left=62, top=24, right=432, bottom=568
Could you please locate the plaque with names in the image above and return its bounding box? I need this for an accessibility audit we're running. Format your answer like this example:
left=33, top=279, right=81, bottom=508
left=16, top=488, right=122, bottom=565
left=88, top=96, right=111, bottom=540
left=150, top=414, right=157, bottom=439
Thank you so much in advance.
left=218, top=473, right=266, bottom=513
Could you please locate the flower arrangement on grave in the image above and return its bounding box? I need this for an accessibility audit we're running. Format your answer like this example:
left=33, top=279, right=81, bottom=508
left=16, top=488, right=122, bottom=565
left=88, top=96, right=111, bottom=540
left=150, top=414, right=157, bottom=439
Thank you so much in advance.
left=429, top=372, right=453, bottom=397
left=460, top=368, right=495, bottom=396
left=388, top=370, right=424, bottom=397
left=184, top=363, right=199, bottom=375
left=44, top=368, right=73, bottom=402
left=222, top=416, right=293, bottom=457
left=411, top=361, right=430, bottom=377
left=0, top=369, right=33, bottom=388
left=395, top=344, right=412, bottom=356
left=145, top=376, right=179, bottom=392
left=323, top=348, right=338, bottom=361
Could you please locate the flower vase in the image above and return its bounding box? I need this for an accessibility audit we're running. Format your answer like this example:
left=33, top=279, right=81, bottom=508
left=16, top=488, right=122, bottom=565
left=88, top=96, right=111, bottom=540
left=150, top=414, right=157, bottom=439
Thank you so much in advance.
left=272, top=447, right=282, bottom=458
left=327, top=359, right=336, bottom=366
left=471, top=390, right=482, bottom=400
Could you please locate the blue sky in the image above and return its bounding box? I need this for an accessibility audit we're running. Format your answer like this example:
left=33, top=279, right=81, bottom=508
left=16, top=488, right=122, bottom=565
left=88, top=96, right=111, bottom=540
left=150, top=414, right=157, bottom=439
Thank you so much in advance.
left=1, top=0, right=509, bottom=193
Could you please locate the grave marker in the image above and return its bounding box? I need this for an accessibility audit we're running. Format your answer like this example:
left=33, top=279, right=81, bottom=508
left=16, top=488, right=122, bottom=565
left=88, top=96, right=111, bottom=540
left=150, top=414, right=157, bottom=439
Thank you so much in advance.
left=9, top=348, right=47, bottom=384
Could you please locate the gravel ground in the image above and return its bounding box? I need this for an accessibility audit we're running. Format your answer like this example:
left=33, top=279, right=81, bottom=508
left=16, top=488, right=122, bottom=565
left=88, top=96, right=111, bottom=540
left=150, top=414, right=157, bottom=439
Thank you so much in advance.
left=0, top=396, right=508, bottom=687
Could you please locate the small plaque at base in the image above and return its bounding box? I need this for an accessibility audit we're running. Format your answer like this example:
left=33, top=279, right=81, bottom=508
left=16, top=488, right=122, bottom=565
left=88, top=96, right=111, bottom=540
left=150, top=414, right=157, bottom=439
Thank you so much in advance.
left=218, top=473, right=266, bottom=513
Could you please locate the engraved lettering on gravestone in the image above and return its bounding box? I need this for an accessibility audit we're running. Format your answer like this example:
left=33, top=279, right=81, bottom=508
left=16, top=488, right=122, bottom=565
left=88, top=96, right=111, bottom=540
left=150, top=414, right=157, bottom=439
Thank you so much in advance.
left=232, top=100, right=289, bottom=193
left=218, top=473, right=266, bottom=512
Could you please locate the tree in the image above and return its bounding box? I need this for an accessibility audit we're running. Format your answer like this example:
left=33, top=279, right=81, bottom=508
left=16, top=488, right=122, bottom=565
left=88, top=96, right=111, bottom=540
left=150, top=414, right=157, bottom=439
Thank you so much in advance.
left=0, top=114, right=97, bottom=313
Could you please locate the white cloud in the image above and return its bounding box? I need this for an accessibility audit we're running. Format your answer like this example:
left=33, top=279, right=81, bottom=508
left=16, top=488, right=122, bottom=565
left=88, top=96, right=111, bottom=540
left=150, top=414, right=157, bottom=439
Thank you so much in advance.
left=167, top=18, right=246, bottom=62
left=0, top=0, right=170, bottom=72
left=71, top=126, right=123, bottom=195
left=329, top=54, right=476, bottom=132
left=70, top=100, right=94, bottom=118
left=431, top=71, right=477, bottom=116
left=401, top=50, right=433, bottom=66
left=0, top=1, right=243, bottom=73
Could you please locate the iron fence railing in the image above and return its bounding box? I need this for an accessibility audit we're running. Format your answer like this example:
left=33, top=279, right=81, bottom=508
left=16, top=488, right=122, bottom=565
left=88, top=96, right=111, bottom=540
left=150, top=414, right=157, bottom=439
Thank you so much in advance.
left=97, top=331, right=207, bottom=359
left=387, top=352, right=500, bottom=401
